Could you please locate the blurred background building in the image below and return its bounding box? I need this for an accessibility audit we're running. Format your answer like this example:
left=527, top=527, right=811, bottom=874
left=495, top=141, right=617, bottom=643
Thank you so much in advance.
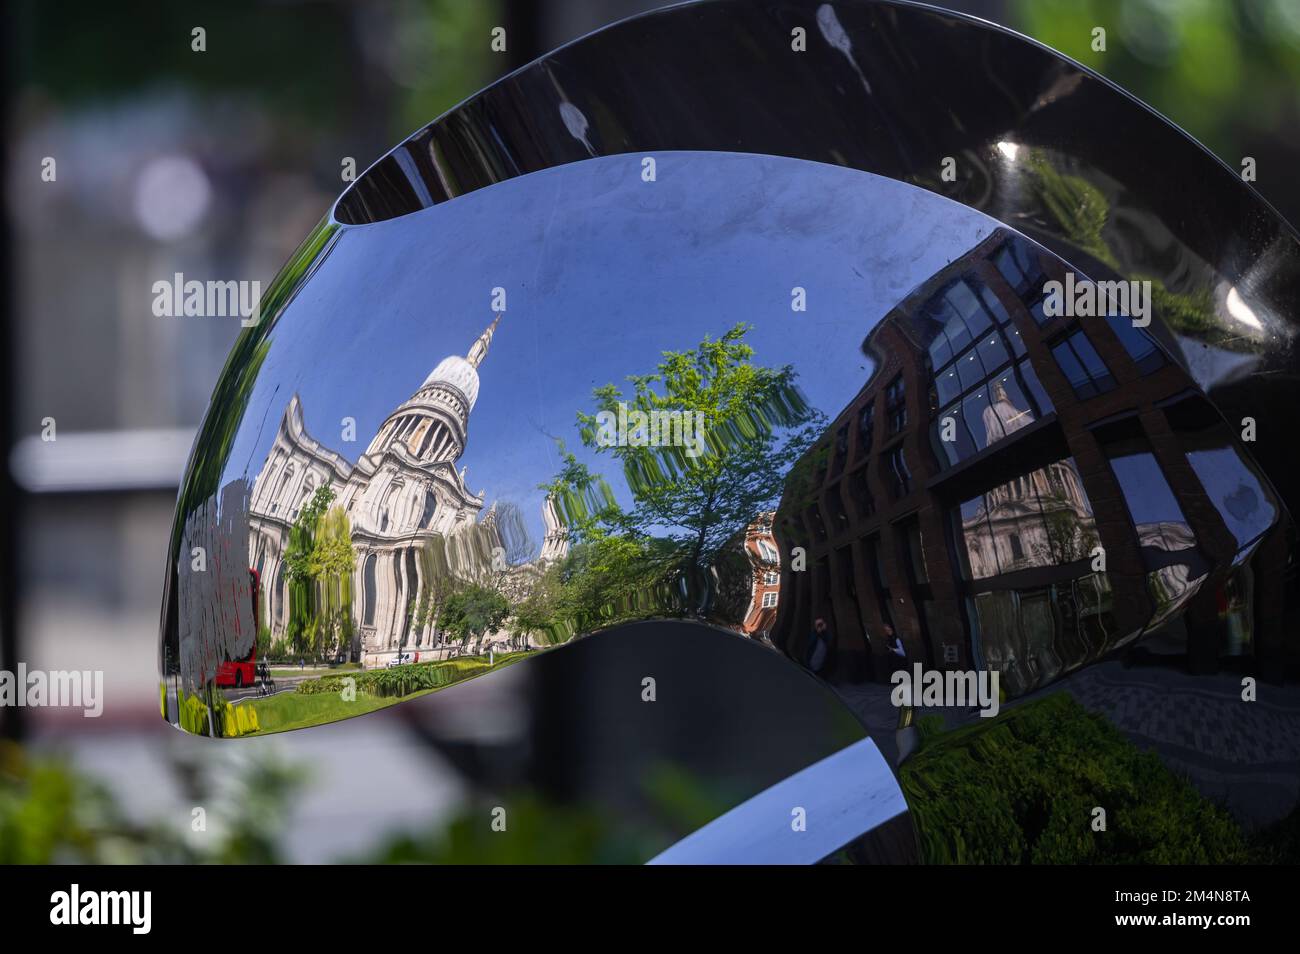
left=5, top=0, right=1300, bottom=862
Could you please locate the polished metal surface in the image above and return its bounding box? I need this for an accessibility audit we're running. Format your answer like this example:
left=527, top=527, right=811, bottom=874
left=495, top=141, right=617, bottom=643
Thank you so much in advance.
left=160, top=0, right=1300, bottom=860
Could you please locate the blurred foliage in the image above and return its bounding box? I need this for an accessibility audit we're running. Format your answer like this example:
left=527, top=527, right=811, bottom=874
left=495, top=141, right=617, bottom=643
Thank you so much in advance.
left=1024, top=146, right=1248, bottom=349
left=900, top=693, right=1261, bottom=863
left=0, top=740, right=305, bottom=864
left=1025, top=153, right=1119, bottom=269
left=0, top=740, right=142, bottom=864
left=1, top=737, right=744, bottom=864
left=357, top=792, right=644, bottom=864
left=1013, top=0, right=1300, bottom=169
left=7, top=709, right=1296, bottom=863
left=353, top=763, right=742, bottom=864
left=385, top=0, right=502, bottom=138
left=14, top=0, right=355, bottom=121
left=13, top=0, right=501, bottom=144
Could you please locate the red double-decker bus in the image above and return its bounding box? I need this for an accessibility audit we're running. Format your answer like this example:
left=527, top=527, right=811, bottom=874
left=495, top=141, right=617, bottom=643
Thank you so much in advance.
left=215, top=568, right=259, bottom=688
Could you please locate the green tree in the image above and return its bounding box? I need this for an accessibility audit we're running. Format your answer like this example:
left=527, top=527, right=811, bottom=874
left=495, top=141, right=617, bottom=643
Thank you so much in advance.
left=555, top=535, right=683, bottom=632
left=559, top=323, right=824, bottom=574
left=281, top=484, right=335, bottom=655
left=279, top=484, right=361, bottom=659
left=510, top=561, right=565, bottom=645
left=310, top=504, right=357, bottom=660
left=440, top=584, right=511, bottom=653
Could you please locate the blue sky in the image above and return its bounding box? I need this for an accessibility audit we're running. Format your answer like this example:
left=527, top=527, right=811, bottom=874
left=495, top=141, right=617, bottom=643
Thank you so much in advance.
left=223, top=151, right=998, bottom=548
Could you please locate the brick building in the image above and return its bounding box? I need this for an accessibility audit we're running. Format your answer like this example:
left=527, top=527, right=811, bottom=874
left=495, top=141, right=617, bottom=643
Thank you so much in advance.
left=738, top=511, right=782, bottom=640
left=773, top=228, right=1287, bottom=693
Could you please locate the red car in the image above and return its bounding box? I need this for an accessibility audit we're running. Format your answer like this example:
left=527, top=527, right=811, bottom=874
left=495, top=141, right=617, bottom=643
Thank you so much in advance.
left=215, top=568, right=259, bottom=688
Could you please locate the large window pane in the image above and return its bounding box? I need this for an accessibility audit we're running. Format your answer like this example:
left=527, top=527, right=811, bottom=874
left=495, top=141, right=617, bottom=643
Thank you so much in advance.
left=948, top=280, right=992, bottom=337
left=958, top=458, right=1098, bottom=579
left=976, top=331, right=1010, bottom=375
left=1005, top=322, right=1028, bottom=357
left=973, top=590, right=1028, bottom=695
left=956, top=348, right=987, bottom=391
left=1069, top=331, right=1115, bottom=391
left=1186, top=446, right=1276, bottom=551
left=995, top=239, right=1046, bottom=302
left=1107, top=449, right=1194, bottom=551
left=928, top=329, right=953, bottom=370
left=963, top=388, right=1004, bottom=450
left=1018, top=359, right=1054, bottom=415
left=935, top=402, right=977, bottom=466
left=979, top=283, right=1010, bottom=325
left=943, top=310, right=972, bottom=354
left=1029, top=297, right=1050, bottom=326
left=1019, top=590, right=1063, bottom=685
left=1051, top=337, right=1098, bottom=398
left=1039, top=458, right=1098, bottom=563
left=959, top=496, right=999, bottom=579
left=935, top=363, right=962, bottom=405
left=995, top=245, right=1028, bottom=295
left=986, top=371, right=1036, bottom=435
left=1107, top=315, right=1165, bottom=374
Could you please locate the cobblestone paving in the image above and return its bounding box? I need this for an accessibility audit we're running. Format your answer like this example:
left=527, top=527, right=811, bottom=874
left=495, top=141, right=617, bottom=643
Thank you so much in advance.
left=1062, top=662, right=1300, bottom=765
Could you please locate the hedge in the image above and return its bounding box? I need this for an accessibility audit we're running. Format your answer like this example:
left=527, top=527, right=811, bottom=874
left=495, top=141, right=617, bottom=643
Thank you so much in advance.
left=295, top=652, right=526, bottom=699
left=899, top=693, right=1250, bottom=864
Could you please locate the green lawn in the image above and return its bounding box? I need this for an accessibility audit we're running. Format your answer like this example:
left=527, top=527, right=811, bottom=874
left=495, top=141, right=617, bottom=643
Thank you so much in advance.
left=239, top=690, right=398, bottom=734
left=269, top=662, right=362, bottom=677
left=241, top=651, right=532, bottom=734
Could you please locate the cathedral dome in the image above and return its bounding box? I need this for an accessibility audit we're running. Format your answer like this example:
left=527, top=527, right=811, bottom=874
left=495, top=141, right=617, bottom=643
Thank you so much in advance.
left=419, top=315, right=500, bottom=411
left=422, top=354, right=480, bottom=408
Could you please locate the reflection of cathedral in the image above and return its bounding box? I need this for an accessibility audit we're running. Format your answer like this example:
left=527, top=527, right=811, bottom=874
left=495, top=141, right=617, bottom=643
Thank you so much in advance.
left=247, top=317, right=567, bottom=661
left=983, top=380, right=1034, bottom=442
left=961, top=458, right=1098, bottom=580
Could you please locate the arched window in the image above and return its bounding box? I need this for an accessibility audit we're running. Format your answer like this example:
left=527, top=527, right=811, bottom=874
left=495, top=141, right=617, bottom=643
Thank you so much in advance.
left=273, top=465, right=294, bottom=513
left=421, top=491, right=438, bottom=528
left=379, top=485, right=400, bottom=533
left=362, top=554, right=378, bottom=626
left=402, top=548, right=419, bottom=646
left=300, top=474, right=316, bottom=511
left=274, top=564, right=286, bottom=622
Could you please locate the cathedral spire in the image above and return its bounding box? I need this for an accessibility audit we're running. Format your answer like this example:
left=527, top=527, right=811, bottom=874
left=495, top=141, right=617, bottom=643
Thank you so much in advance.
left=466, top=315, right=501, bottom=369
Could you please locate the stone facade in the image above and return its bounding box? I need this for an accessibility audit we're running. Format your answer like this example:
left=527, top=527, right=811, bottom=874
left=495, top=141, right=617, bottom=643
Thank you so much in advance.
left=247, top=317, right=567, bottom=664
